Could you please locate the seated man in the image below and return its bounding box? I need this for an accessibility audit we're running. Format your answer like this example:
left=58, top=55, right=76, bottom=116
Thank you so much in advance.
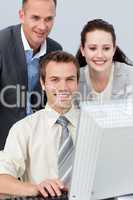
left=0, top=51, right=80, bottom=198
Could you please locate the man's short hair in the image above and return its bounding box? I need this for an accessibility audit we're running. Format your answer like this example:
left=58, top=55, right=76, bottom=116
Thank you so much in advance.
left=22, top=0, right=57, bottom=7
left=40, top=51, right=80, bottom=82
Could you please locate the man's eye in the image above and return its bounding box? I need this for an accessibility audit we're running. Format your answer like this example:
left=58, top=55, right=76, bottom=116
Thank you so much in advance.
left=45, top=16, right=54, bottom=23
left=67, top=78, right=75, bottom=81
left=51, top=78, right=58, bottom=82
left=32, top=16, right=40, bottom=21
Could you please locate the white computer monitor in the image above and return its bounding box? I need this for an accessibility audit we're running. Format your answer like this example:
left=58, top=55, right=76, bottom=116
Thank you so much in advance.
left=69, top=100, right=133, bottom=200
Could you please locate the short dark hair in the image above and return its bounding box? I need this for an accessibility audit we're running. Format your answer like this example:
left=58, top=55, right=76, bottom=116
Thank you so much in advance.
left=40, top=51, right=80, bottom=82
left=22, top=0, right=57, bottom=7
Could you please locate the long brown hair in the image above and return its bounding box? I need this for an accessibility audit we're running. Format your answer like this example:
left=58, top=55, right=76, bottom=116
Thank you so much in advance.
left=76, top=19, right=133, bottom=67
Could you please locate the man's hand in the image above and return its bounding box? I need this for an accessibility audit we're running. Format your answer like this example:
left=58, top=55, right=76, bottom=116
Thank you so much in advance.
left=37, top=179, right=68, bottom=198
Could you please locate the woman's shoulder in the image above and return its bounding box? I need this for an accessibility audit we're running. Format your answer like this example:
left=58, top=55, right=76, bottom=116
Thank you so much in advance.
left=114, top=61, right=133, bottom=71
left=80, top=65, right=88, bottom=72
left=80, top=65, right=88, bottom=80
left=114, top=61, right=133, bottom=83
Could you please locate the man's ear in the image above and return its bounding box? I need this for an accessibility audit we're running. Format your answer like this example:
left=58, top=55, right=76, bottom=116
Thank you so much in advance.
left=40, top=78, right=45, bottom=91
left=19, top=9, right=24, bottom=24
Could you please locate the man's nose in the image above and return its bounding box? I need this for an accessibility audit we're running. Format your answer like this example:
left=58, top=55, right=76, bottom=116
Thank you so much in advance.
left=59, top=80, right=68, bottom=90
left=38, top=20, right=47, bottom=31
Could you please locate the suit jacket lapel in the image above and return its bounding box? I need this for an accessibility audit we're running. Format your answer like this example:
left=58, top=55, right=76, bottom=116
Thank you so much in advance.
left=46, top=37, right=52, bottom=54
left=12, top=25, right=28, bottom=89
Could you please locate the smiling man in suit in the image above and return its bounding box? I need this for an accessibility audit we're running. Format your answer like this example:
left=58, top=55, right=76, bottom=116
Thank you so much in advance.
left=0, top=0, right=62, bottom=150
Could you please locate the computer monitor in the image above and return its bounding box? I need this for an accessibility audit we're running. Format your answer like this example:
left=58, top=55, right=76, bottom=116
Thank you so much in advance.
left=69, top=100, right=133, bottom=200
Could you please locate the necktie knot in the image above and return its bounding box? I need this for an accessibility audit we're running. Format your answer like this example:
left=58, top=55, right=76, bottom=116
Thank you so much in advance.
left=56, top=116, right=69, bottom=128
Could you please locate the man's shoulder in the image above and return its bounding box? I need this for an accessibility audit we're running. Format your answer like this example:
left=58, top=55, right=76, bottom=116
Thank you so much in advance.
left=17, top=109, right=46, bottom=125
left=0, top=24, right=20, bottom=48
left=9, top=109, right=46, bottom=134
left=46, top=37, right=62, bottom=52
left=0, top=24, right=20, bottom=34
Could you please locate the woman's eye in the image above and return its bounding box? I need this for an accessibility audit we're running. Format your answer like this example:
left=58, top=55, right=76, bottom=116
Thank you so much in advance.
left=89, top=47, right=96, bottom=51
left=103, top=47, right=110, bottom=51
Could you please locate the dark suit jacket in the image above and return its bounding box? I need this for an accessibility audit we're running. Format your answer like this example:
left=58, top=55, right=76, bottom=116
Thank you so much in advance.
left=0, top=24, right=62, bottom=150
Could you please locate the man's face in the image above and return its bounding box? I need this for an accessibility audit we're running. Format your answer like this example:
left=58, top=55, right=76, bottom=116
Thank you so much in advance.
left=41, top=61, right=79, bottom=113
left=19, top=0, right=56, bottom=50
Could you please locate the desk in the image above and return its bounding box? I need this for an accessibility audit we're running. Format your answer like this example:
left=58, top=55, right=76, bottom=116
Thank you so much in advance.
left=3, top=192, right=68, bottom=200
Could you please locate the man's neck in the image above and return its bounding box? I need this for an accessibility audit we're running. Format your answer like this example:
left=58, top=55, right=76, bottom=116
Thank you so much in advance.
left=48, top=103, right=72, bottom=114
left=33, top=46, right=41, bottom=56
left=21, top=26, right=46, bottom=57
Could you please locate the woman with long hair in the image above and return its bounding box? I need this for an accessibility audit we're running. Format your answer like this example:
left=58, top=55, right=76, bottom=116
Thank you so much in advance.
left=76, top=19, right=133, bottom=103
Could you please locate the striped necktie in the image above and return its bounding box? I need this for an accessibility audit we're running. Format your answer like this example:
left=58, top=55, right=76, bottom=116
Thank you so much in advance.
left=56, top=116, right=74, bottom=186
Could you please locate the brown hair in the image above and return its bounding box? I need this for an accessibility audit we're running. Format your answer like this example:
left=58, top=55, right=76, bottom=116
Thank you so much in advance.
left=22, top=0, right=57, bottom=7
left=40, top=51, right=80, bottom=82
left=76, top=19, right=133, bottom=67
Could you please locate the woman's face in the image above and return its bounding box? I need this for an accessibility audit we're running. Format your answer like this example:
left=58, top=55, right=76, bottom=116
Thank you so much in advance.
left=81, top=30, right=116, bottom=73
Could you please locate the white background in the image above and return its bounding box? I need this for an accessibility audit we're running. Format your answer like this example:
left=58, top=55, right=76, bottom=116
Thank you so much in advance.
left=0, top=0, right=133, bottom=60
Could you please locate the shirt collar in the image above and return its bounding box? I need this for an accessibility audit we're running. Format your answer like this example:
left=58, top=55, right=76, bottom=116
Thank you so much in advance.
left=21, top=26, right=47, bottom=59
left=65, top=106, right=79, bottom=128
left=45, top=104, right=80, bottom=128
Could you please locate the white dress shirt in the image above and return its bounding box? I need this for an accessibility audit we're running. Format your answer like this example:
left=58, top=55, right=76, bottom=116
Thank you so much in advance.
left=21, top=26, right=47, bottom=115
left=0, top=104, right=79, bottom=184
left=21, top=26, right=47, bottom=59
